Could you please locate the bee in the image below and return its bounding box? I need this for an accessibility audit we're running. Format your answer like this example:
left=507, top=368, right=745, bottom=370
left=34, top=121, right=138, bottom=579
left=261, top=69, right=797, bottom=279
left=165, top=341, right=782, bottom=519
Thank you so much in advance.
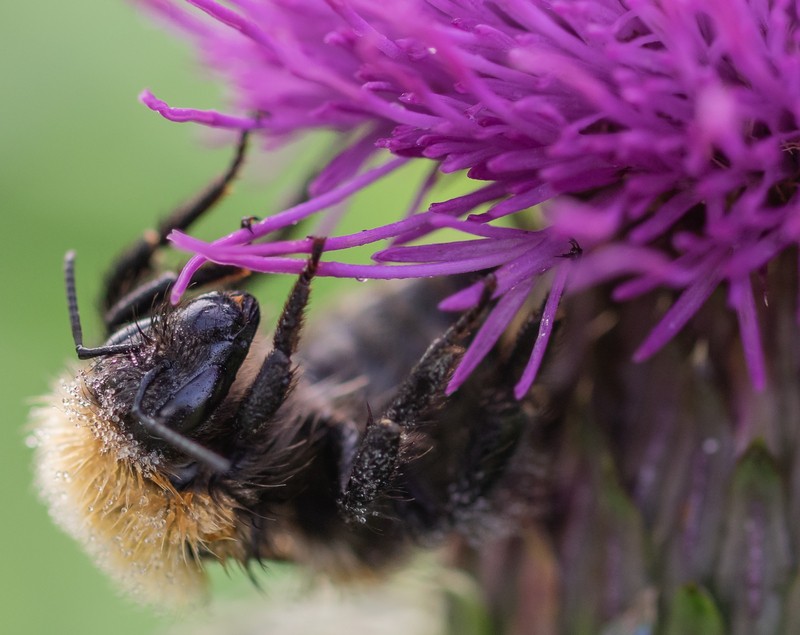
left=31, top=131, right=552, bottom=607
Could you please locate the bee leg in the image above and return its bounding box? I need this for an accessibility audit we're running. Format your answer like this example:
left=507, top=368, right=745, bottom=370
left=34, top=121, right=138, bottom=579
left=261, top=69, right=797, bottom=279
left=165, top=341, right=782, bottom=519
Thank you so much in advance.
left=396, top=314, right=543, bottom=533
left=384, top=389, right=529, bottom=537
left=232, top=238, right=326, bottom=445
left=442, top=306, right=566, bottom=528
left=444, top=392, right=527, bottom=522
left=102, top=128, right=251, bottom=315
left=338, top=276, right=496, bottom=523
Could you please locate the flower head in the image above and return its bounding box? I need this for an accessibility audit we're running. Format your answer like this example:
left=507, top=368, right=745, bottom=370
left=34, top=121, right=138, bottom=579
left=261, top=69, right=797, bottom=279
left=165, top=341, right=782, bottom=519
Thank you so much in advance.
left=139, top=0, right=800, bottom=395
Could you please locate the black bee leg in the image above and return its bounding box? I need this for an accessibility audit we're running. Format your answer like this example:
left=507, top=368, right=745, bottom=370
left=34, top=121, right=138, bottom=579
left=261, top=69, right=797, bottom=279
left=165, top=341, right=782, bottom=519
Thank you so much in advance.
left=102, top=128, right=251, bottom=317
left=442, top=305, right=552, bottom=521
left=338, top=276, right=496, bottom=523
left=397, top=311, right=542, bottom=533
left=386, top=389, right=528, bottom=537
left=233, top=238, right=326, bottom=444
left=444, top=392, right=527, bottom=522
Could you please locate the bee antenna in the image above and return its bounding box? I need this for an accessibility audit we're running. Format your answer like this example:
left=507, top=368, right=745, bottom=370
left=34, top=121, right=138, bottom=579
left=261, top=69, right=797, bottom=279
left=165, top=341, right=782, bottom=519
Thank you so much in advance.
left=64, top=251, right=138, bottom=360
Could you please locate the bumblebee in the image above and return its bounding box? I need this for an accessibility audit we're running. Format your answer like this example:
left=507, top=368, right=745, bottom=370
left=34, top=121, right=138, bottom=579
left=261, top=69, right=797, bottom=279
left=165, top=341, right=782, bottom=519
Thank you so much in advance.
left=31, top=132, right=550, bottom=606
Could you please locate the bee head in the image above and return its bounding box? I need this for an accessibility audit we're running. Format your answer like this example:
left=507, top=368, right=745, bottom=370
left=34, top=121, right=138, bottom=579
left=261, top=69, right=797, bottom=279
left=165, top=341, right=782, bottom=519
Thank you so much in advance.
left=82, top=291, right=260, bottom=473
left=31, top=256, right=262, bottom=607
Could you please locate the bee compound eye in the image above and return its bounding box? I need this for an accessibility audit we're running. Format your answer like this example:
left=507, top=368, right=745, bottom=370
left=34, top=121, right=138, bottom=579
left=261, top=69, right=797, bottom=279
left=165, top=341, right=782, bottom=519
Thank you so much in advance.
left=179, top=292, right=259, bottom=343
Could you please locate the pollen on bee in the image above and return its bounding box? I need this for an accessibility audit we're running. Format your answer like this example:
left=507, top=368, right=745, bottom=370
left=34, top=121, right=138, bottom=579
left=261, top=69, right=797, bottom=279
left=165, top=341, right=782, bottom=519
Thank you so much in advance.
left=31, top=375, right=246, bottom=607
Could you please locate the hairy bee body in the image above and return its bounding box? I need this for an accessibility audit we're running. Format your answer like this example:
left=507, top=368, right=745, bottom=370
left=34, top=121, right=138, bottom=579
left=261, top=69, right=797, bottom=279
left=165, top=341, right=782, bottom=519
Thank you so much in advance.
left=33, top=136, right=549, bottom=606
left=283, top=277, right=537, bottom=564
left=33, top=275, right=544, bottom=606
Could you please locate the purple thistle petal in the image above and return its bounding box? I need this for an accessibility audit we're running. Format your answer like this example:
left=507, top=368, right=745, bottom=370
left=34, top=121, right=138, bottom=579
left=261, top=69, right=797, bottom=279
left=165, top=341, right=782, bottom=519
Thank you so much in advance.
left=544, top=197, right=621, bottom=245
left=325, top=0, right=403, bottom=59
left=486, top=240, right=570, bottom=297
left=514, top=257, right=570, bottom=399
left=471, top=183, right=556, bottom=221
left=184, top=0, right=272, bottom=46
left=399, top=163, right=440, bottom=220
left=628, top=191, right=702, bottom=245
left=633, top=267, right=723, bottom=363
left=447, top=279, right=533, bottom=395
left=437, top=281, right=489, bottom=312
left=237, top=157, right=409, bottom=242
left=218, top=254, right=526, bottom=280
left=169, top=156, right=408, bottom=301
left=140, top=90, right=257, bottom=129
left=567, top=245, right=671, bottom=293
left=426, top=183, right=508, bottom=217
left=138, top=0, right=214, bottom=36
left=375, top=237, right=532, bottom=264
left=438, top=233, right=565, bottom=311
left=171, top=212, right=432, bottom=257
left=170, top=231, right=311, bottom=259
left=172, top=254, right=207, bottom=301
left=392, top=183, right=510, bottom=245
left=728, top=276, right=768, bottom=392
left=308, top=126, right=389, bottom=196
left=723, top=234, right=786, bottom=281
left=424, top=215, right=543, bottom=239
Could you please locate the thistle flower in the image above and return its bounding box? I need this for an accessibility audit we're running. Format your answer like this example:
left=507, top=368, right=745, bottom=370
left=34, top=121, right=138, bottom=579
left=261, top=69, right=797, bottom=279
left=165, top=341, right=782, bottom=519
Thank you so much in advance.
left=139, top=0, right=800, bottom=400
left=135, top=0, right=800, bottom=632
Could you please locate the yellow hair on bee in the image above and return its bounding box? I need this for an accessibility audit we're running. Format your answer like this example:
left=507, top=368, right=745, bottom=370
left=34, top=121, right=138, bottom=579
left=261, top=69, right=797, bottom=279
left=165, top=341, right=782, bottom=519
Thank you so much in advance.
left=30, top=372, right=245, bottom=607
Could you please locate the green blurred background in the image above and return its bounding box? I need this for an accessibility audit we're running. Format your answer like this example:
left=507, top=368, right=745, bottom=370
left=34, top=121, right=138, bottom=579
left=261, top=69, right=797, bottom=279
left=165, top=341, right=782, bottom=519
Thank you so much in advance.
left=1, top=2, right=437, bottom=633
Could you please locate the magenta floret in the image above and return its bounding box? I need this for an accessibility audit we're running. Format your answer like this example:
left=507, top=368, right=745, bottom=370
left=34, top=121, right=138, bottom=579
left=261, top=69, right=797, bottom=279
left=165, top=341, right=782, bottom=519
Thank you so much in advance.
left=139, top=0, right=800, bottom=394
